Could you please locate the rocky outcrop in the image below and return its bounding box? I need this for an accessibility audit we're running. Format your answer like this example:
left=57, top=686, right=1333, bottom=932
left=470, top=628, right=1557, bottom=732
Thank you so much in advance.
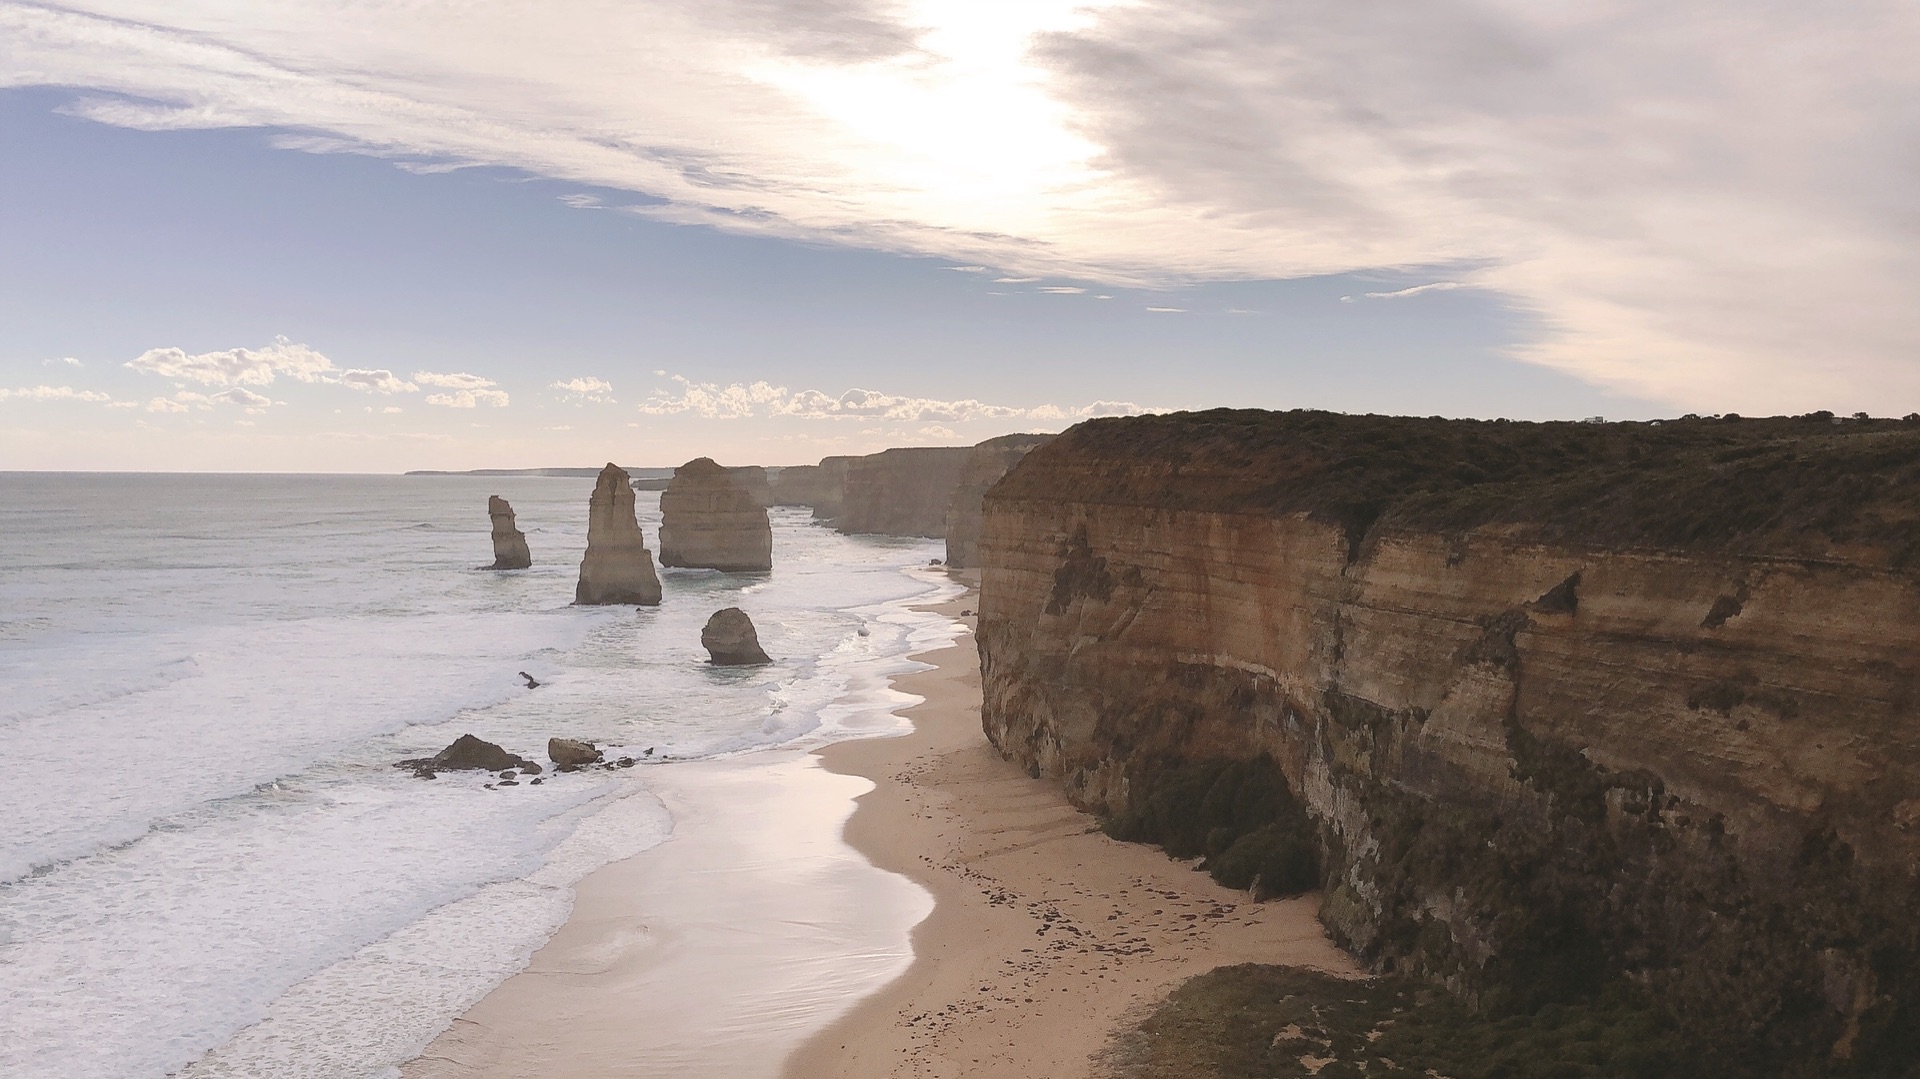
left=771, top=456, right=854, bottom=522
left=701, top=607, right=771, bottom=665
left=658, top=458, right=773, bottom=572
left=398, top=734, right=537, bottom=777
left=726, top=466, right=773, bottom=508
left=575, top=463, right=663, bottom=605
left=484, top=495, right=532, bottom=570
left=945, top=434, right=1053, bottom=568
left=978, top=410, right=1920, bottom=1072
left=837, top=447, right=971, bottom=538
left=548, top=737, right=603, bottom=768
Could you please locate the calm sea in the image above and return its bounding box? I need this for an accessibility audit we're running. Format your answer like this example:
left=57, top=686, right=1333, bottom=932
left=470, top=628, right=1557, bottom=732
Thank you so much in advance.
left=0, top=473, right=957, bottom=1079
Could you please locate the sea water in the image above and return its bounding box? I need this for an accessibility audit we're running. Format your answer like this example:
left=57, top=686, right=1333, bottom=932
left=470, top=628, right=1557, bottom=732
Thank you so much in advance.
left=0, top=473, right=959, bottom=1079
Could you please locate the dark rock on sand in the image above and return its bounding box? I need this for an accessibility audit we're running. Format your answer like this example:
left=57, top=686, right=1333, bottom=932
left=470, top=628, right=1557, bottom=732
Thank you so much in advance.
left=485, top=495, right=532, bottom=570
left=549, top=737, right=603, bottom=768
left=701, top=607, right=772, bottom=665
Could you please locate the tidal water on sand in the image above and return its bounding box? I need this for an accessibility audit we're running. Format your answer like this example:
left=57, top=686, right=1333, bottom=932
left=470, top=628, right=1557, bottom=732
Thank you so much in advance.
left=0, top=473, right=959, bottom=1079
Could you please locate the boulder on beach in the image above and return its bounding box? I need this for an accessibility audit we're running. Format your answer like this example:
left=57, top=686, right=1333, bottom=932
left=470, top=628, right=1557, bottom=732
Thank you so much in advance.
left=702, top=607, right=772, bottom=665
left=659, top=457, right=773, bottom=572
left=485, top=495, right=532, bottom=570
left=575, top=463, right=663, bottom=605
left=549, top=737, right=604, bottom=768
left=398, top=733, right=535, bottom=777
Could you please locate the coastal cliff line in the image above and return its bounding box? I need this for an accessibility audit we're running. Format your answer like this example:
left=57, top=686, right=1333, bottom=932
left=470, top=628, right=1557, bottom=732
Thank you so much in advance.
left=976, top=410, right=1920, bottom=1073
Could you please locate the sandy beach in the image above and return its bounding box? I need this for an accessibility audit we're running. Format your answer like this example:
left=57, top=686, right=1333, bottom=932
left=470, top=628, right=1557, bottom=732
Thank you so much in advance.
left=403, top=583, right=1357, bottom=1079
left=785, top=586, right=1359, bottom=1078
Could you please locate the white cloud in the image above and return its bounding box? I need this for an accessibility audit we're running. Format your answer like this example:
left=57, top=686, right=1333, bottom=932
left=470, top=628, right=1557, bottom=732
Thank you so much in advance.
left=638, top=373, right=1156, bottom=425
left=552, top=376, right=615, bottom=402
left=10, top=3, right=1914, bottom=408
left=1144, top=306, right=1185, bottom=313
left=145, top=395, right=193, bottom=413
left=0, top=384, right=111, bottom=403
left=413, top=370, right=499, bottom=391
left=41, top=356, right=82, bottom=367
left=426, top=389, right=510, bottom=408
left=995, top=277, right=1040, bottom=283
left=125, top=337, right=336, bottom=386
left=339, top=368, right=418, bottom=394
left=1038, top=286, right=1086, bottom=294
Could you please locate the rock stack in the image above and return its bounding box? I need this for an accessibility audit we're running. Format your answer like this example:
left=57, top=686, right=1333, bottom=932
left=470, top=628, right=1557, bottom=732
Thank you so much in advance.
left=575, top=463, right=663, bottom=605
left=771, top=456, right=854, bottom=523
left=659, top=457, right=773, bottom=572
left=485, top=495, right=532, bottom=569
left=701, top=607, right=771, bottom=665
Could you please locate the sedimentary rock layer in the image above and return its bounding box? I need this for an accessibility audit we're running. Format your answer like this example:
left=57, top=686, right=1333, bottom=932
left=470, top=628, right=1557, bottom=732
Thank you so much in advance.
left=771, top=456, right=854, bottom=522
left=659, top=457, right=773, bottom=572
left=945, top=434, right=1052, bottom=568
left=575, top=463, right=662, bottom=605
left=978, top=410, right=1920, bottom=1071
left=837, top=447, right=971, bottom=538
left=485, top=495, right=532, bottom=570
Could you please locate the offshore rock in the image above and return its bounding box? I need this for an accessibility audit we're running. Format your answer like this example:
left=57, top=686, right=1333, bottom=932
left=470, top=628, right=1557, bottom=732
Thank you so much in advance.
left=548, top=738, right=603, bottom=768
left=485, top=495, right=532, bottom=570
left=944, top=434, right=1052, bottom=568
left=837, top=447, right=971, bottom=538
left=978, top=409, right=1920, bottom=1072
left=396, top=733, right=534, bottom=777
left=701, top=607, right=771, bottom=665
left=575, top=463, right=663, bottom=605
left=659, top=458, right=773, bottom=572
left=725, top=465, right=774, bottom=508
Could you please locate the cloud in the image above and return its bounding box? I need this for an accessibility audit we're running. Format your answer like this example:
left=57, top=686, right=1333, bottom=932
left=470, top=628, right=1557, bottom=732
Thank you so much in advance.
left=339, top=368, right=418, bottom=393
left=11, top=3, right=1915, bottom=408
left=994, top=276, right=1039, bottom=283
left=41, top=356, right=82, bottom=367
left=125, top=337, right=336, bottom=386
left=413, top=370, right=500, bottom=391
left=1038, top=286, right=1086, bottom=294
left=426, top=389, right=510, bottom=408
left=552, top=376, right=615, bottom=402
left=0, top=384, right=112, bottom=403
left=209, top=387, right=273, bottom=410
left=1144, top=306, right=1185, bottom=313
left=639, top=373, right=1157, bottom=424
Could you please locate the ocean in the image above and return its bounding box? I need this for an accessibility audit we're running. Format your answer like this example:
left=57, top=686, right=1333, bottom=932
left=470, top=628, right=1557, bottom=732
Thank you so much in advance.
left=0, top=473, right=960, bottom=1079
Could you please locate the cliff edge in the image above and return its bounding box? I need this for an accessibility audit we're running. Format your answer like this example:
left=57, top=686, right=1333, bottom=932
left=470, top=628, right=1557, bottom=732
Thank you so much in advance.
left=837, top=446, right=971, bottom=539
left=945, top=433, right=1052, bottom=568
left=978, top=409, right=1920, bottom=1073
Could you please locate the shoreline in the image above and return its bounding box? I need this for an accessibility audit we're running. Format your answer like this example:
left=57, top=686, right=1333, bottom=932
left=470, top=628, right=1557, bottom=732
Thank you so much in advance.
left=784, top=582, right=1360, bottom=1078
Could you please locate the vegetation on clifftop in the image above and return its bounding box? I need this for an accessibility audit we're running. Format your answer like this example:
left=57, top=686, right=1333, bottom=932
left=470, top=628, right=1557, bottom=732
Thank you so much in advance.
left=991, top=409, right=1920, bottom=565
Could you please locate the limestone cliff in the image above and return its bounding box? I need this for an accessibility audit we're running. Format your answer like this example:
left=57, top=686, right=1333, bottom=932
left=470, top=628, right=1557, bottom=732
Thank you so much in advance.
left=837, top=447, right=971, bottom=538
left=978, top=410, right=1920, bottom=1072
left=771, top=456, right=854, bottom=523
left=658, top=457, right=773, bottom=572
left=945, top=434, right=1052, bottom=568
left=485, top=495, right=531, bottom=570
left=575, top=462, right=662, bottom=605
left=726, top=465, right=774, bottom=509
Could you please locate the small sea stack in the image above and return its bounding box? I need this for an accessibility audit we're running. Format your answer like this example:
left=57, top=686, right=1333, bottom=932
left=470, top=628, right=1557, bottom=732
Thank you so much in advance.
left=659, top=457, right=773, bottom=572
left=575, top=463, right=663, bottom=605
left=701, top=607, right=771, bottom=665
left=485, top=495, right=532, bottom=570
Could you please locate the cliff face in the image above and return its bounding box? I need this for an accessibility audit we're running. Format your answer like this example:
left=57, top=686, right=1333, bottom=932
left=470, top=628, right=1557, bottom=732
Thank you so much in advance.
left=771, top=457, right=854, bottom=522
left=726, top=466, right=773, bottom=509
left=485, top=495, right=531, bottom=570
left=837, top=447, right=972, bottom=538
left=575, top=463, right=663, bottom=605
left=658, top=457, right=773, bottom=572
left=978, top=411, right=1920, bottom=1069
left=945, top=434, right=1053, bottom=568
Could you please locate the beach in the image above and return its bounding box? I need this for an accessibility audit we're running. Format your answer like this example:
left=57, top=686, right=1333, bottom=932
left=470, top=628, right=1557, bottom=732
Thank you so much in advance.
left=403, top=580, right=1358, bottom=1079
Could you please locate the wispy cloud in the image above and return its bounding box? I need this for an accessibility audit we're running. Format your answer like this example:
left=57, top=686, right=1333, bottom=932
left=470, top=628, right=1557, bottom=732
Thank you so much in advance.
left=639, top=374, right=1156, bottom=425
left=0, top=384, right=111, bottom=403
left=552, top=376, right=615, bottom=402
left=1038, top=286, right=1087, bottom=294
left=1341, top=282, right=1467, bottom=303
left=9, top=3, right=1916, bottom=408
left=1144, top=306, right=1185, bottom=313
left=415, top=371, right=509, bottom=406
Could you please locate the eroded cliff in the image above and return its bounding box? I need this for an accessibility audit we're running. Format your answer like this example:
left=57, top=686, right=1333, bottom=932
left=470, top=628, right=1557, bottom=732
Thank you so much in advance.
left=945, top=433, right=1052, bottom=568
left=978, top=410, right=1920, bottom=1073
left=575, top=462, right=662, bottom=605
left=838, top=446, right=971, bottom=538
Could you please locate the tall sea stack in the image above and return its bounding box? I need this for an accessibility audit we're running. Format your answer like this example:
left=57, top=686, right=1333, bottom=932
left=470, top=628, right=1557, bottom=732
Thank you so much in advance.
left=574, top=463, right=662, bottom=605
left=485, top=495, right=532, bottom=570
left=659, top=457, right=774, bottom=572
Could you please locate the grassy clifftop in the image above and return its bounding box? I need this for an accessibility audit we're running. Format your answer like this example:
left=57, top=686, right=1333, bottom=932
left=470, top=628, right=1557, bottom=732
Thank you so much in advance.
left=992, top=410, right=1920, bottom=566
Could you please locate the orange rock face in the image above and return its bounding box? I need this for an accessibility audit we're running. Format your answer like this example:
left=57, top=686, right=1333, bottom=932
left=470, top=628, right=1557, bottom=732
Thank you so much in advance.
left=659, top=457, right=773, bottom=572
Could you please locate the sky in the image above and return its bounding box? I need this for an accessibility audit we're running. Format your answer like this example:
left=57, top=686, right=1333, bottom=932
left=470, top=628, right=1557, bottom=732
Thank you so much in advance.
left=1, top=1, right=1915, bottom=471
